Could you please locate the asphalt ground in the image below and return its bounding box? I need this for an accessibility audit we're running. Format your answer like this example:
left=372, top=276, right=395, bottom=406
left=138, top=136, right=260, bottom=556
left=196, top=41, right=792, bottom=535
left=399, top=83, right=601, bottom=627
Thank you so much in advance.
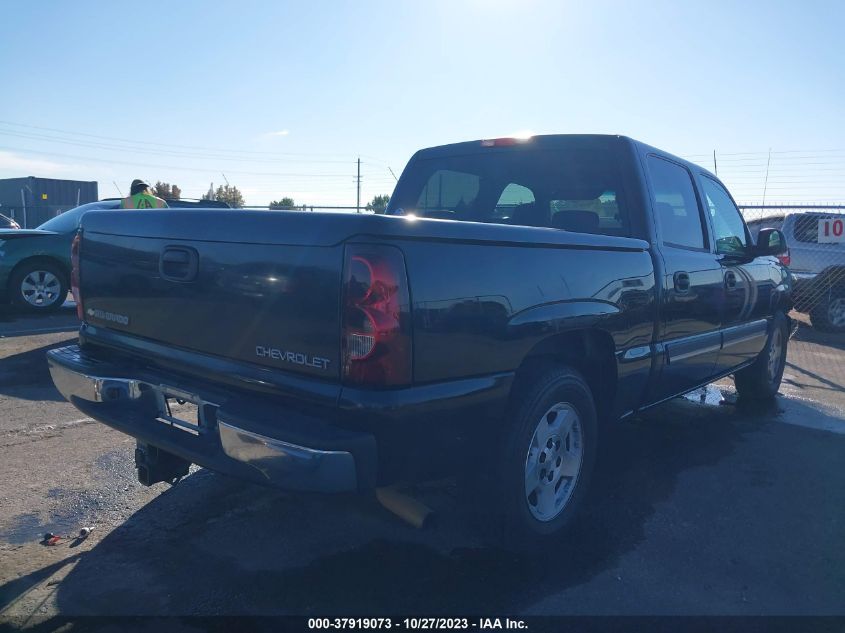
left=0, top=302, right=843, bottom=622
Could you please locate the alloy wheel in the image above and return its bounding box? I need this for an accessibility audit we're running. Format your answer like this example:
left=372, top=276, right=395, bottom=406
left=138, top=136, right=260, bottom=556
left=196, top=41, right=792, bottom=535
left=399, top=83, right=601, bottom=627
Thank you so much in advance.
left=21, top=270, right=62, bottom=307
left=767, top=326, right=783, bottom=382
left=524, top=402, right=583, bottom=522
left=828, top=298, right=845, bottom=328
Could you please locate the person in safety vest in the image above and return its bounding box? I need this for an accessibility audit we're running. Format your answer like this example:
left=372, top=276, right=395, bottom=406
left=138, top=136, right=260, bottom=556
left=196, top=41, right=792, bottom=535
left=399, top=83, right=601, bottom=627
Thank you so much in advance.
left=120, top=179, right=168, bottom=209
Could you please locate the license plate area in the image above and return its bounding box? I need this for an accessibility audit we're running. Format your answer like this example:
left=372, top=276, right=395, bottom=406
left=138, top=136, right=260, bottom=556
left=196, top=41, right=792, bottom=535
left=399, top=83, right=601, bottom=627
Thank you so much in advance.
left=153, top=386, right=214, bottom=436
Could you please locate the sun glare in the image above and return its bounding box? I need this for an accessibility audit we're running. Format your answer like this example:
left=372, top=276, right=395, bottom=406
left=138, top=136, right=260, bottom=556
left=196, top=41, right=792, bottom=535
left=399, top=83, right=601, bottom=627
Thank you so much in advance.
left=510, top=130, right=534, bottom=140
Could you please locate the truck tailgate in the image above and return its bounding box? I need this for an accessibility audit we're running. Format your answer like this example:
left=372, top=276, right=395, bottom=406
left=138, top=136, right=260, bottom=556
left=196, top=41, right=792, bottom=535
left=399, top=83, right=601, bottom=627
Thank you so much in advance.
left=78, top=210, right=345, bottom=380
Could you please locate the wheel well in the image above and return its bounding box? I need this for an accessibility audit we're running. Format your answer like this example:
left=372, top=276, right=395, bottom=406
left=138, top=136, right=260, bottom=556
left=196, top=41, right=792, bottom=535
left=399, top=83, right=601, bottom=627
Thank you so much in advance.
left=822, top=267, right=845, bottom=293
left=7, top=256, right=69, bottom=293
left=513, top=329, right=618, bottom=421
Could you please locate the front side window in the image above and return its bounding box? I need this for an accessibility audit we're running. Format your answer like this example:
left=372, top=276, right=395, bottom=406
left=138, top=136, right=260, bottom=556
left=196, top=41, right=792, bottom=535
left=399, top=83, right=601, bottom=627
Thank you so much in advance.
left=701, top=177, right=748, bottom=254
left=647, top=156, right=706, bottom=249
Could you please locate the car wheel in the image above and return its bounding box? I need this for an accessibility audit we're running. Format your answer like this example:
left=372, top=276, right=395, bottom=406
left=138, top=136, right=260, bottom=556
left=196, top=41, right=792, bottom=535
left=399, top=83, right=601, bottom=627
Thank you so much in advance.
left=497, top=365, right=597, bottom=543
left=734, top=312, right=789, bottom=401
left=809, top=294, right=845, bottom=333
left=9, top=261, right=68, bottom=313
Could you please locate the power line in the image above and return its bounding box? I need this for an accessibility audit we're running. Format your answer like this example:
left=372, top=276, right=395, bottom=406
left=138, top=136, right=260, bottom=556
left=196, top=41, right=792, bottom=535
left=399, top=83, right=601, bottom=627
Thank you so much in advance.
left=0, top=120, right=391, bottom=162
left=0, top=129, right=370, bottom=165
left=683, top=148, right=845, bottom=158
left=0, top=145, right=383, bottom=180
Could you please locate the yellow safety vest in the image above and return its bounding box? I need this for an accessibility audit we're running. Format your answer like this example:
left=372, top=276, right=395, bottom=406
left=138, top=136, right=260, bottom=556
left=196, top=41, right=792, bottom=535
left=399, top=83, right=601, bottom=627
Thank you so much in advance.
left=121, top=193, right=168, bottom=209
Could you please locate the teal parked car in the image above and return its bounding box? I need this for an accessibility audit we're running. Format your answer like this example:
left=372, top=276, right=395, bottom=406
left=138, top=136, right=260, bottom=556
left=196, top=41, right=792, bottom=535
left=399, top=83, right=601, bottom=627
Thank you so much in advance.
left=0, top=200, right=120, bottom=312
left=0, top=198, right=231, bottom=312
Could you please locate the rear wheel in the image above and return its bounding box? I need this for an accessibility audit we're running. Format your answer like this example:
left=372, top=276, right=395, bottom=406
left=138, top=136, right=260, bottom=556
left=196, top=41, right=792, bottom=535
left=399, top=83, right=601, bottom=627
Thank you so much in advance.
left=734, top=312, right=789, bottom=401
left=497, top=365, right=597, bottom=543
left=9, top=260, right=68, bottom=313
left=809, top=294, right=845, bottom=333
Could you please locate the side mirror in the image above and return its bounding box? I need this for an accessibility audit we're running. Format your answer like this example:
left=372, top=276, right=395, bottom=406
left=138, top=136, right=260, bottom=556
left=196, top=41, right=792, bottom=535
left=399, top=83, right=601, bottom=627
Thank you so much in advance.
left=755, top=227, right=788, bottom=256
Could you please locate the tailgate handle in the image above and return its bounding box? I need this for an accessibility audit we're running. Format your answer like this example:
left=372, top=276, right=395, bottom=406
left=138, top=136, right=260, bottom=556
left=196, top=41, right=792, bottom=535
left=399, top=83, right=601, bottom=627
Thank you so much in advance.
left=160, top=246, right=198, bottom=282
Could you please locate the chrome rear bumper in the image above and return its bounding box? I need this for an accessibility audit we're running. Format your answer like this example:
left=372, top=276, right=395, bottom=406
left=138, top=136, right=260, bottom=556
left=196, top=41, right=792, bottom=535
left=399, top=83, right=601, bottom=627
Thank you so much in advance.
left=47, top=345, right=372, bottom=492
left=216, top=421, right=357, bottom=492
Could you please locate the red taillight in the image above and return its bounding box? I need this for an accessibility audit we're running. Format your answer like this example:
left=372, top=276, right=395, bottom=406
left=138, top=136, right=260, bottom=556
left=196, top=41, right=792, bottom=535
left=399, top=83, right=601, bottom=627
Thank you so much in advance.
left=778, top=248, right=791, bottom=267
left=71, top=231, right=84, bottom=320
left=342, top=245, right=412, bottom=387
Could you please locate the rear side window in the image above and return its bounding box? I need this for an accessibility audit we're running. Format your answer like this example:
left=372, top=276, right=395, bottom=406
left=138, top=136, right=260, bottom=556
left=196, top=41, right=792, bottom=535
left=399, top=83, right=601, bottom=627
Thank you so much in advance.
left=647, top=156, right=706, bottom=250
left=793, top=215, right=819, bottom=243
left=37, top=206, right=86, bottom=232
left=551, top=191, right=623, bottom=233
left=493, top=183, right=535, bottom=220
left=390, top=145, right=631, bottom=237
left=416, top=170, right=480, bottom=220
left=37, top=201, right=119, bottom=232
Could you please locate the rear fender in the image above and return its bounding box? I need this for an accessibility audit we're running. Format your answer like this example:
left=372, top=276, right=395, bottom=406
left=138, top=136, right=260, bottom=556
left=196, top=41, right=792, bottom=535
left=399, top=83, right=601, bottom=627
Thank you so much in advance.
left=507, top=301, right=623, bottom=420
left=506, top=300, right=621, bottom=338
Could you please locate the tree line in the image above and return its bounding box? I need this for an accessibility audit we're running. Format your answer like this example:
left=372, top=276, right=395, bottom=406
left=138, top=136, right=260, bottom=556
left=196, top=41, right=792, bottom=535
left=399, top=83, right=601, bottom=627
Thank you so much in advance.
left=269, top=194, right=390, bottom=213
left=149, top=181, right=390, bottom=213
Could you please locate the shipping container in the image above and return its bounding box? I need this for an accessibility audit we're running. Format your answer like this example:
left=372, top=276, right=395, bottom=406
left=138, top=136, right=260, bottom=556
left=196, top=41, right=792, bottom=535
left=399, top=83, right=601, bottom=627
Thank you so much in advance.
left=0, top=177, right=98, bottom=228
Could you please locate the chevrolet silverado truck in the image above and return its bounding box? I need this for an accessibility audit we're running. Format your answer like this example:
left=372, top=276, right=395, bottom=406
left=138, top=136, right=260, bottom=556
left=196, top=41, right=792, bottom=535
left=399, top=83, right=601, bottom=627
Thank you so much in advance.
left=48, top=135, right=791, bottom=540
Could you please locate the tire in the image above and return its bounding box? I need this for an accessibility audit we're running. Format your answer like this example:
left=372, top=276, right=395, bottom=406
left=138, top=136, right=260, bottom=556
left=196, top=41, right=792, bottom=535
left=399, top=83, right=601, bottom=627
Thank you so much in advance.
left=809, top=294, right=845, bottom=333
left=734, top=312, right=789, bottom=401
left=8, top=260, right=68, bottom=313
left=495, top=365, right=598, bottom=544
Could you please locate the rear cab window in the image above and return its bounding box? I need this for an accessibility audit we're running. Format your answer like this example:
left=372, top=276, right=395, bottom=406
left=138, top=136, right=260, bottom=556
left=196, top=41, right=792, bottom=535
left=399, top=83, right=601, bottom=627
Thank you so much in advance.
left=389, top=141, right=632, bottom=237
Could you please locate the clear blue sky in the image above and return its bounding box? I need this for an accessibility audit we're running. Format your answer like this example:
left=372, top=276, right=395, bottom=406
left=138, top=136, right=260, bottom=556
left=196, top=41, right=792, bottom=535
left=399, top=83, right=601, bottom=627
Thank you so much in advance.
left=1, top=0, right=844, bottom=207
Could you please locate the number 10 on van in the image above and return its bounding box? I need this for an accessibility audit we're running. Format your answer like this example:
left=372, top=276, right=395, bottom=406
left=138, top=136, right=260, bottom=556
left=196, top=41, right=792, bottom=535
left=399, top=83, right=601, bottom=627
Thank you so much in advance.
left=818, top=217, right=845, bottom=243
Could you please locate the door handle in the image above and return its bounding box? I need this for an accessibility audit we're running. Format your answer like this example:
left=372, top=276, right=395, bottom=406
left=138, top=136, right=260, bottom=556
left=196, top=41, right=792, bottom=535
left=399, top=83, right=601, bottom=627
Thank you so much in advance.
left=162, top=250, right=190, bottom=265
left=724, top=270, right=737, bottom=289
left=673, top=271, right=691, bottom=293
left=160, top=246, right=199, bottom=282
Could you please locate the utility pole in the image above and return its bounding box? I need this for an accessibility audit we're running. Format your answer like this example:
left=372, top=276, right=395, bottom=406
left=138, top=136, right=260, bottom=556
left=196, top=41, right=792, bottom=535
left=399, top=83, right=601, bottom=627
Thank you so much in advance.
left=356, top=157, right=361, bottom=213
left=761, top=148, right=772, bottom=207
left=713, top=150, right=718, bottom=176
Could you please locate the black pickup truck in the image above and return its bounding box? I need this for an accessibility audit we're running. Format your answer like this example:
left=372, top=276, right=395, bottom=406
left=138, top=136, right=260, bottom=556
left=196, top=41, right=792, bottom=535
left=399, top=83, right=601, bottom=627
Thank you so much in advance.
left=48, top=135, right=791, bottom=540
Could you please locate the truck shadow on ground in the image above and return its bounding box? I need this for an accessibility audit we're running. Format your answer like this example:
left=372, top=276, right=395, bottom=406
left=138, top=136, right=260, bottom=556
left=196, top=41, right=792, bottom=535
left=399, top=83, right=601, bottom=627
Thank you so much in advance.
left=0, top=339, right=74, bottom=402
left=790, top=320, right=845, bottom=351
left=4, top=392, right=821, bottom=618
left=36, top=396, right=775, bottom=615
left=0, top=300, right=77, bottom=324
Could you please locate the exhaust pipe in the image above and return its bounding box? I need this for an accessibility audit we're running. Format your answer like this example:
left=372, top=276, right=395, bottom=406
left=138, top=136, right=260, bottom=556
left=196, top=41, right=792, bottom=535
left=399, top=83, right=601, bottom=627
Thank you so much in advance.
left=376, top=485, right=434, bottom=529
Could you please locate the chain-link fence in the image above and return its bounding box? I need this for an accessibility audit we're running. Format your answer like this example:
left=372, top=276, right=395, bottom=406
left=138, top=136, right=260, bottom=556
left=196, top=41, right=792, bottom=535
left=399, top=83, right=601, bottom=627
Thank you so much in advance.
left=741, top=204, right=845, bottom=398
